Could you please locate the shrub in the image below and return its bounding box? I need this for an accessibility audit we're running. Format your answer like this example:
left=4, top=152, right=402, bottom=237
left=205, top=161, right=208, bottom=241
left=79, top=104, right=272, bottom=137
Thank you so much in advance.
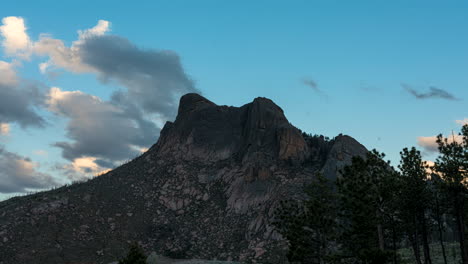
left=119, top=243, right=147, bottom=264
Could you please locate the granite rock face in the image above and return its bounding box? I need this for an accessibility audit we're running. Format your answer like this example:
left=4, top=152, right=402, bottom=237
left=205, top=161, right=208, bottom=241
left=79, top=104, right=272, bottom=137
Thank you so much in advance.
left=0, top=94, right=367, bottom=264
left=155, top=93, right=308, bottom=164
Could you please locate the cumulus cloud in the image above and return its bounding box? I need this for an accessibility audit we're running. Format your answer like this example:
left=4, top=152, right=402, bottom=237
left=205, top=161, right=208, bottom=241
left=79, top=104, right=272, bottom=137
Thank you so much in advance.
left=33, top=34, right=93, bottom=73
left=0, top=60, right=18, bottom=85
left=417, top=134, right=463, bottom=153
left=0, top=17, right=198, bottom=179
left=22, top=19, right=196, bottom=119
left=0, top=61, right=46, bottom=128
left=33, top=20, right=110, bottom=73
left=77, top=20, right=110, bottom=40
left=402, top=83, right=459, bottom=100
left=0, top=145, right=57, bottom=193
left=0, top=16, right=32, bottom=58
left=79, top=35, right=197, bottom=118
left=456, top=118, right=468, bottom=126
left=2, top=17, right=197, bottom=120
left=34, top=20, right=198, bottom=174
left=47, top=87, right=158, bottom=170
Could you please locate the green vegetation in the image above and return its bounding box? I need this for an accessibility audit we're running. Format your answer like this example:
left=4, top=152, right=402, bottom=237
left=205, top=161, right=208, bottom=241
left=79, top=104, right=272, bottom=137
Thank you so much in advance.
left=273, top=172, right=338, bottom=263
left=398, top=243, right=460, bottom=264
left=274, top=124, right=468, bottom=264
left=119, top=243, right=148, bottom=264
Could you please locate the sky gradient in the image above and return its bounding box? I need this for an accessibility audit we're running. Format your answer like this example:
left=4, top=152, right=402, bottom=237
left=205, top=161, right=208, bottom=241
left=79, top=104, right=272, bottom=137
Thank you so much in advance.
left=1, top=0, right=467, bottom=200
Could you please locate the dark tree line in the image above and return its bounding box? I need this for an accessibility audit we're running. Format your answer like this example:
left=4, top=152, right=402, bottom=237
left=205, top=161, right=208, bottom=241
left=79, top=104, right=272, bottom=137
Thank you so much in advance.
left=274, top=124, right=468, bottom=264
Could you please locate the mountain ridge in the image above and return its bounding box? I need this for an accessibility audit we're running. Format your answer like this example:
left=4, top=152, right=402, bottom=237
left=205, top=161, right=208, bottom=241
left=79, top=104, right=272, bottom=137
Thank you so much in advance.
left=0, top=93, right=367, bottom=264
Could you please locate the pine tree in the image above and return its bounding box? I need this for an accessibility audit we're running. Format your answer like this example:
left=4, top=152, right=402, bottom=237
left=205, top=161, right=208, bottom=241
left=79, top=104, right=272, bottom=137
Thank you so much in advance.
left=429, top=173, right=449, bottom=264
left=434, top=124, right=468, bottom=264
left=337, top=150, right=394, bottom=263
left=398, top=147, right=432, bottom=264
left=273, top=173, right=338, bottom=264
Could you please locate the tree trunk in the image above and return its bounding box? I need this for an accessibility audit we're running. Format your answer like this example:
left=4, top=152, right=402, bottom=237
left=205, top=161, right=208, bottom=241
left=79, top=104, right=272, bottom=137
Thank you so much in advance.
left=455, top=195, right=468, bottom=264
left=435, top=198, right=448, bottom=264
left=392, top=222, right=398, bottom=264
left=421, top=213, right=432, bottom=264
left=377, top=223, right=385, bottom=251
left=410, top=231, right=423, bottom=264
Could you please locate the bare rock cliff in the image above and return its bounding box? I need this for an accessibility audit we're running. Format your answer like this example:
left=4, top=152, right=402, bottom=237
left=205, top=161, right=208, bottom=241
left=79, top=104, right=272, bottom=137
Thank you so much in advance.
left=155, top=93, right=308, bottom=164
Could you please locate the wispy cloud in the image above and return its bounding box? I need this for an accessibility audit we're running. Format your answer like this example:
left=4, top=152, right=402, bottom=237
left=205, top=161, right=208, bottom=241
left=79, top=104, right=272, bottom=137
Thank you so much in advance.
left=302, top=78, right=327, bottom=98
left=402, top=83, right=459, bottom=100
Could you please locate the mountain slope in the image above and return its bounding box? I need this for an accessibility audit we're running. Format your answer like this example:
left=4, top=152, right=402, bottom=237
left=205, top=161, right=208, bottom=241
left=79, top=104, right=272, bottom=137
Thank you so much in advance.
left=0, top=93, right=367, bottom=264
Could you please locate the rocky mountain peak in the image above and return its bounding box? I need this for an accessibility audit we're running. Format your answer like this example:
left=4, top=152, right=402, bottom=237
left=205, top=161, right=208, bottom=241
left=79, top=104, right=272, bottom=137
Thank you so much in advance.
left=177, top=93, right=216, bottom=116
left=154, top=93, right=308, bottom=164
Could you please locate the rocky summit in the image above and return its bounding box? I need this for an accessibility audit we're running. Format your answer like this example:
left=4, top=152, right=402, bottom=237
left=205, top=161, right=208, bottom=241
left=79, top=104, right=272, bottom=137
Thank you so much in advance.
left=0, top=93, right=367, bottom=264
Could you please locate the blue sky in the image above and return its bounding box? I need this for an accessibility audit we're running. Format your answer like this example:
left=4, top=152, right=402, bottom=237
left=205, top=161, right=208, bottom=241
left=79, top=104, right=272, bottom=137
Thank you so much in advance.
left=0, top=1, right=467, bottom=200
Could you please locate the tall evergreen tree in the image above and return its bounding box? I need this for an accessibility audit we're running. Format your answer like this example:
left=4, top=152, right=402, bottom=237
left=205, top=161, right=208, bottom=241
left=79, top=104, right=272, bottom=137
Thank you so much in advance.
left=273, top=173, right=338, bottom=264
left=337, top=150, right=394, bottom=263
left=434, top=124, right=468, bottom=264
left=377, top=165, right=405, bottom=264
left=398, top=147, right=432, bottom=264
left=429, top=173, right=449, bottom=264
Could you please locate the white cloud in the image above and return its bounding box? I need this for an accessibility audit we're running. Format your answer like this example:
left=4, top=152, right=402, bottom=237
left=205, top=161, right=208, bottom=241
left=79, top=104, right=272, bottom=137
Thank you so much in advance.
left=56, top=156, right=112, bottom=182
left=0, top=61, right=46, bottom=128
left=68, top=156, right=110, bottom=176
left=0, top=123, right=10, bottom=135
left=30, top=18, right=196, bottom=119
left=1, top=17, right=195, bottom=180
left=33, top=20, right=110, bottom=73
left=33, top=34, right=94, bottom=73
left=0, top=146, right=57, bottom=193
left=456, top=118, right=468, bottom=126
left=77, top=20, right=110, bottom=41
left=2, top=16, right=196, bottom=120
left=0, top=16, right=32, bottom=58
left=0, top=60, right=18, bottom=86
left=46, top=87, right=116, bottom=115
left=47, top=87, right=157, bottom=170
left=424, top=160, right=435, bottom=172
left=417, top=134, right=463, bottom=153
left=0, top=17, right=110, bottom=72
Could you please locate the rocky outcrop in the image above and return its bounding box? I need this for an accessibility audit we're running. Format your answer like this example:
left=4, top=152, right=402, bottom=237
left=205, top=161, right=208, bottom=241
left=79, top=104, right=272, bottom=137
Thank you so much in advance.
left=0, top=94, right=367, bottom=264
left=154, top=93, right=308, bottom=165
left=321, top=134, right=369, bottom=180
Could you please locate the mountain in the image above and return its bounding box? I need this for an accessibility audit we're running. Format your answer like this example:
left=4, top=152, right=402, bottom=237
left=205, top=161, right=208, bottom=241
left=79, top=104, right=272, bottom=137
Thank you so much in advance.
left=0, top=93, right=367, bottom=264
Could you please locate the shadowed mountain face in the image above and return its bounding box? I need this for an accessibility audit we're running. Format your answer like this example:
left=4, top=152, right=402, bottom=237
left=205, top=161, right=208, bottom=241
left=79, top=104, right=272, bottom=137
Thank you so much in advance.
left=0, top=94, right=367, bottom=264
left=156, top=93, right=309, bottom=164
